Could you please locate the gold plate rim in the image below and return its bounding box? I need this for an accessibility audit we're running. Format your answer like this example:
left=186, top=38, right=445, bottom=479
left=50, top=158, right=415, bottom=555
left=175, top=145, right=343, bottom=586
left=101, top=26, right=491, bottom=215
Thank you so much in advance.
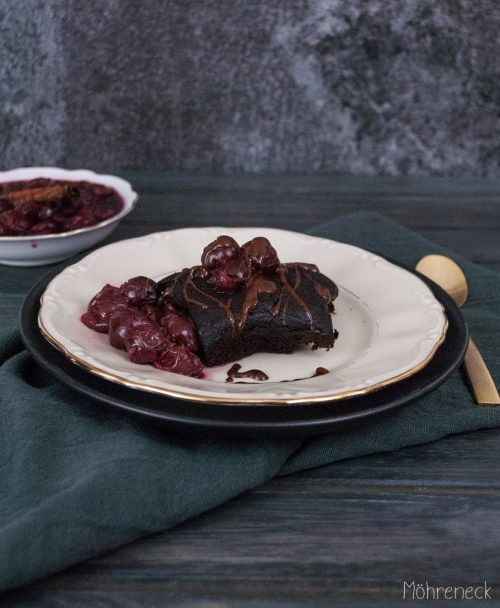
left=38, top=307, right=448, bottom=406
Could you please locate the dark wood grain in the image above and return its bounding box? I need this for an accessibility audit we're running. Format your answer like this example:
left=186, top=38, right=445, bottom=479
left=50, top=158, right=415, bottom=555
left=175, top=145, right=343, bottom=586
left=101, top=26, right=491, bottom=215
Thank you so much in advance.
left=4, top=430, right=500, bottom=607
left=2, top=173, right=500, bottom=607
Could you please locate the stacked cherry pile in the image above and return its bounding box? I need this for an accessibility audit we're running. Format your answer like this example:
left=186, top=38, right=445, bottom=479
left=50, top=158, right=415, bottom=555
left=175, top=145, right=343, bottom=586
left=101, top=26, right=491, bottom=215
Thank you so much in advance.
left=80, top=235, right=282, bottom=378
left=0, top=178, right=122, bottom=236
left=202, top=235, right=280, bottom=292
left=81, top=276, right=203, bottom=377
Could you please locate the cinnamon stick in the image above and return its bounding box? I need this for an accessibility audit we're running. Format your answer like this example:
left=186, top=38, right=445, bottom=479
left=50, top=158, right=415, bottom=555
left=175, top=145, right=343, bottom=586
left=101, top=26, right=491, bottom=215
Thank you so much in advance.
left=1, top=185, right=79, bottom=207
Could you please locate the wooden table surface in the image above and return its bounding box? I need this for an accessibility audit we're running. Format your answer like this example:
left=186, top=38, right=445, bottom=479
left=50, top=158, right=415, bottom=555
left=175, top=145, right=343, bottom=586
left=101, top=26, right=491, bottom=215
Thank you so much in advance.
left=3, top=174, right=500, bottom=607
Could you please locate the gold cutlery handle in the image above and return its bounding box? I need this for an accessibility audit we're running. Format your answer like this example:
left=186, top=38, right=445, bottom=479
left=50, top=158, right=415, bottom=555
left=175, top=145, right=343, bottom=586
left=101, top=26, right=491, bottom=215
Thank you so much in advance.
left=464, top=338, right=500, bottom=406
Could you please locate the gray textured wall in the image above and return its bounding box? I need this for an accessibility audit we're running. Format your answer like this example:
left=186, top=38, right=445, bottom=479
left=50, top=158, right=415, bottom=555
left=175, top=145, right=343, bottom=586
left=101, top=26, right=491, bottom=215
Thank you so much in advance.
left=1, top=0, right=500, bottom=175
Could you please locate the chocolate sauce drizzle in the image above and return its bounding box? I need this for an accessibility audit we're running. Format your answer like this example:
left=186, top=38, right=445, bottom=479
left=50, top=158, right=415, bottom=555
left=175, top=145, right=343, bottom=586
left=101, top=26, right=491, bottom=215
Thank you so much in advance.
left=225, top=365, right=330, bottom=384
left=160, top=272, right=182, bottom=303
left=271, top=263, right=333, bottom=327
left=183, top=267, right=236, bottom=332
left=271, top=287, right=284, bottom=317
left=281, top=367, right=330, bottom=382
left=238, top=273, right=277, bottom=329
left=300, top=268, right=335, bottom=311
left=226, top=363, right=269, bottom=382
left=283, top=262, right=319, bottom=273
left=275, top=266, right=314, bottom=328
left=163, top=260, right=332, bottom=336
left=313, top=282, right=332, bottom=305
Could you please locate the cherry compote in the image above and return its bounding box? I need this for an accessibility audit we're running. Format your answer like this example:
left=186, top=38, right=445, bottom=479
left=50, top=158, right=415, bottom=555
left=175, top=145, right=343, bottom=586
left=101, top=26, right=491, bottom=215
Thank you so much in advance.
left=81, top=275, right=203, bottom=378
left=0, top=178, right=123, bottom=236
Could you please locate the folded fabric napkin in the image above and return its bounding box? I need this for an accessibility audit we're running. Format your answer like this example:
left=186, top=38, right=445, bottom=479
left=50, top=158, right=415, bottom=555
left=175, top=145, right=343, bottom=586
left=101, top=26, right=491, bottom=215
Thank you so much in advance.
left=1, top=212, right=499, bottom=593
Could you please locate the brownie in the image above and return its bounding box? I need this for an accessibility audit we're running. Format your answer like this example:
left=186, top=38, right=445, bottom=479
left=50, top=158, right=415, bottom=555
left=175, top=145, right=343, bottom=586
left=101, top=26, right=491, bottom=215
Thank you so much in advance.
left=158, top=262, right=339, bottom=367
left=81, top=234, right=340, bottom=377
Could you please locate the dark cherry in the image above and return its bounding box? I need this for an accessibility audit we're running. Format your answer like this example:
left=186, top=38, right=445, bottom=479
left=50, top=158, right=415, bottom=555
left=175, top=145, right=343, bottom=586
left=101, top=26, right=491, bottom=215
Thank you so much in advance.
left=162, top=302, right=178, bottom=316
left=60, top=208, right=95, bottom=230
left=0, top=199, right=13, bottom=214
left=161, top=310, right=199, bottom=352
left=153, top=343, right=204, bottom=377
left=125, top=326, right=171, bottom=364
left=120, top=276, right=158, bottom=306
left=108, top=309, right=152, bottom=350
left=14, top=200, right=39, bottom=220
left=208, top=268, right=239, bottom=293
left=94, top=198, right=120, bottom=221
left=30, top=220, right=60, bottom=235
left=80, top=284, right=130, bottom=333
left=27, top=178, right=51, bottom=189
left=56, top=196, right=80, bottom=217
left=201, top=235, right=240, bottom=270
left=0, top=210, right=33, bottom=235
left=91, top=184, right=113, bottom=196
left=242, top=237, right=280, bottom=274
left=37, top=203, right=56, bottom=220
left=140, top=303, right=164, bottom=323
left=225, top=256, right=251, bottom=283
left=59, top=215, right=82, bottom=231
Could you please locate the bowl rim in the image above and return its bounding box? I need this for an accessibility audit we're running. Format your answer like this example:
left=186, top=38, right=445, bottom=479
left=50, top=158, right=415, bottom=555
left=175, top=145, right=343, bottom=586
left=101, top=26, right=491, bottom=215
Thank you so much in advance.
left=0, top=166, right=138, bottom=241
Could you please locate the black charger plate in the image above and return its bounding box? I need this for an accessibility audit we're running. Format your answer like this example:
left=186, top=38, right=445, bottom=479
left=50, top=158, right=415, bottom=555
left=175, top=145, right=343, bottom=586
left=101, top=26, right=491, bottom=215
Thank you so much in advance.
left=20, top=265, right=468, bottom=437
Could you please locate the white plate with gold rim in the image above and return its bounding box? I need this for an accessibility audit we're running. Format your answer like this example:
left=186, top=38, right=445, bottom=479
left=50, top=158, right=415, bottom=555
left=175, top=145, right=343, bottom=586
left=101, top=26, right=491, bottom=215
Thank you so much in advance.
left=38, top=227, right=447, bottom=406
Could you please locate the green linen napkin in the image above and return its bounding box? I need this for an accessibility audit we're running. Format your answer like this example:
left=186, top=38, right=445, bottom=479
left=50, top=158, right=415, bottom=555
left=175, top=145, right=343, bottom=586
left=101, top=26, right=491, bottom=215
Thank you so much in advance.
left=1, top=213, right=499, bottom=593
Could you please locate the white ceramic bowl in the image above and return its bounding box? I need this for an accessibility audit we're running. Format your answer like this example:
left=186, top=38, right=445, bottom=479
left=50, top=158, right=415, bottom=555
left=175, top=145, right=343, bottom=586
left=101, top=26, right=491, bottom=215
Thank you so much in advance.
left=0, top=167, right=138, bottom=266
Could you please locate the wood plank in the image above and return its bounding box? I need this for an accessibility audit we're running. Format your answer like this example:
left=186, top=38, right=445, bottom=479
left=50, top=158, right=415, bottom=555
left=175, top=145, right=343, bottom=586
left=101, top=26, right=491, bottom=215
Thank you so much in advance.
left=120, top=172, right=500, bottom=197
left=4, top=430, right=500, bottom=606
left=122, top=186, right=500, bottom=230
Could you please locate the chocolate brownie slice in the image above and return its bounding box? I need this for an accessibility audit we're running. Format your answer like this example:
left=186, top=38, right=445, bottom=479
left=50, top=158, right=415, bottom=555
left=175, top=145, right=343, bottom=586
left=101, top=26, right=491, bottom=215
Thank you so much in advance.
left=158, top=259, right=339, bottom=367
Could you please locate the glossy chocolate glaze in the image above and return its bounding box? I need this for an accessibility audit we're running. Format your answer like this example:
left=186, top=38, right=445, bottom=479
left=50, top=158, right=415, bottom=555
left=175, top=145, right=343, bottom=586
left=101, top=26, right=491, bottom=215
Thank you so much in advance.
left=162, top=262, right=337, bottom=334
left=202, top=235, right=240, bottom=270
left=283, top=262, right=319, bottom=273
left=160, top=272, right=182, bottom=303
left=157, top=236, right=339, bottom=367
left=313, top=282, right=332, bottom=304
left=183, top=267, right=236, bottom=332
left=276, top=266, right=313, bottom=327
left=238, top=273, right=277, bottom=329
left=182, top=268, right=209, bottom=310
left=242, top=236, right=279, bottom=273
